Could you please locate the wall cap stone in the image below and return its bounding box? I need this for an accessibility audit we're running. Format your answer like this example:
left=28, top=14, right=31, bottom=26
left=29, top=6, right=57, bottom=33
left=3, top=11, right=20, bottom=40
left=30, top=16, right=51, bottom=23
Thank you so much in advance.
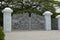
left=2, top=7, right=13, bottom=13
left=43, top=11, right=53, bottom=15
left=56, top=15, right=60, bottom=18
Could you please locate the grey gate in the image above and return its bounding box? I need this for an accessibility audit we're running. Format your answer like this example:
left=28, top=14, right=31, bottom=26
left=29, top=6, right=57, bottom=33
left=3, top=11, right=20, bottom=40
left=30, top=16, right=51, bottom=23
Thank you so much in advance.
left=12, top=13, right=45, bottom=31
left=51, top=18, right=58, bottom=30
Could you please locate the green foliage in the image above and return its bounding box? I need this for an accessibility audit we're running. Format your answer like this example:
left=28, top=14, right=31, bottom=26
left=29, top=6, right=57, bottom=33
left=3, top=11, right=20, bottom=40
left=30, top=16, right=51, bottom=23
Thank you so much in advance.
left=0, top=28, right=5, bottom=40
left=11, top=0, right=60, bottom=17
left=1, top=0, right=60, bottom=17
left=0, top=0, right=60, bottom=26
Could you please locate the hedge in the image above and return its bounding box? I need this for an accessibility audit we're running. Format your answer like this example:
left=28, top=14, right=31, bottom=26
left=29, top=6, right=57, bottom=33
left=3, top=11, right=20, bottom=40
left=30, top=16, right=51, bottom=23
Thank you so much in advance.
left=0, top=27, right=5, bottom=40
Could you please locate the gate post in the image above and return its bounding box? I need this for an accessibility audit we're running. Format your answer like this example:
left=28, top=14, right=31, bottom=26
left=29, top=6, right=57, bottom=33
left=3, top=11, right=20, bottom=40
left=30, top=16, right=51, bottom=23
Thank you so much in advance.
left=43, top=11, right=53, bottom=31
left=2, top=7, right=13, bottom=32
left=56, top=15, right=60, bottom=30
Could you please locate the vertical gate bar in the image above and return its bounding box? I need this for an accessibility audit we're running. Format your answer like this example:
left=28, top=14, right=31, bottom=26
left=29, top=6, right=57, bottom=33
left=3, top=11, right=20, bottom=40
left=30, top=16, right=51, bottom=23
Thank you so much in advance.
left=29, top=17, right=31, bottom=30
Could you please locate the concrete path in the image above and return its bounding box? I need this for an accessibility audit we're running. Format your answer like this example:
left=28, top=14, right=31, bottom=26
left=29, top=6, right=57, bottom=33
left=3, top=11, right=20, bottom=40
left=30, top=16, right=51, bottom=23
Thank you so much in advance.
left=5, top=30, right=60, bottom=40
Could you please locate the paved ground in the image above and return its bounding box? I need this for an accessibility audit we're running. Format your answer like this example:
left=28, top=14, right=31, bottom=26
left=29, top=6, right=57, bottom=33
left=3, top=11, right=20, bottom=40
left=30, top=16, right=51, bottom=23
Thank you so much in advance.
left=5, top=30, right=60, bottom=40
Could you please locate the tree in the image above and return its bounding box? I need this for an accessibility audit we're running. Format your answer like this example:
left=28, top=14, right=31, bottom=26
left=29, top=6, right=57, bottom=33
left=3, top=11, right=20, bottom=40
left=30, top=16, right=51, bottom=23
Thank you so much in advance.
left=0, top=0, right=60, bottom=26
left=4, top=0, right=60, bottom=17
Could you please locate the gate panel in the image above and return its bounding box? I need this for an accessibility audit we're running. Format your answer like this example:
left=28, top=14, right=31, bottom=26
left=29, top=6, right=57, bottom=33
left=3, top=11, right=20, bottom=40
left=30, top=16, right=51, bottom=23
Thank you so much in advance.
left=12, top=13, right=45, bottom=31
left=31, top=13, right=45, bottom=30
left=51, top=18, right=58, bottom=30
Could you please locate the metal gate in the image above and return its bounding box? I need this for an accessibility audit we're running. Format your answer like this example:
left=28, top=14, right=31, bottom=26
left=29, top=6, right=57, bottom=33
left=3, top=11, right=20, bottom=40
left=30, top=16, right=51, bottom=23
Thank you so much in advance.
left=51, top=18, right=58, bottom=30
left=12, top=13, right=45, bottom=31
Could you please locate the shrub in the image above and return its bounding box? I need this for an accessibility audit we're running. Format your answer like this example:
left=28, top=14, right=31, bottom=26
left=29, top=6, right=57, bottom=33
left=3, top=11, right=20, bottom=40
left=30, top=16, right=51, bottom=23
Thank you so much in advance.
left=0, top=27, right=5, bottom=40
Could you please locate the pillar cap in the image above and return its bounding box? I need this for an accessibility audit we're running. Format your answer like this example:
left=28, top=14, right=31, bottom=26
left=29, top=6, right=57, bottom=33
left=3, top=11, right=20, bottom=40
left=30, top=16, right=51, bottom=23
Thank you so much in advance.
left=43, top=11, right=53, bottom=15
left=2, top=7, right=13, bottom=13
left=56, top=15, right=60, bottom=18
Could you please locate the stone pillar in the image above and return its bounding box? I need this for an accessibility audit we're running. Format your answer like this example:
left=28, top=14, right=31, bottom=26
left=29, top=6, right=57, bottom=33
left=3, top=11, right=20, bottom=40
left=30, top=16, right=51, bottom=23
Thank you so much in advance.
left=43, top=11, right=53, bottom=31
left=2, top=7, right=13, bottom=32
left=56, top=15, right=60, bottom=30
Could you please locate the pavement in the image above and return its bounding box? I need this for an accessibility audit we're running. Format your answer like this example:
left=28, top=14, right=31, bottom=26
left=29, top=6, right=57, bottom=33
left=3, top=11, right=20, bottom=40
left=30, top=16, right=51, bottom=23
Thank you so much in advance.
left=5, top=30, right=60, bottom=40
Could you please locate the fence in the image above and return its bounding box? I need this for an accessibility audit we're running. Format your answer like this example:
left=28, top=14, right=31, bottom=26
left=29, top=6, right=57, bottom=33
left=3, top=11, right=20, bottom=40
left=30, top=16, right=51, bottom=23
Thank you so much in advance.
left=2, top=7, right=60, bottom=32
